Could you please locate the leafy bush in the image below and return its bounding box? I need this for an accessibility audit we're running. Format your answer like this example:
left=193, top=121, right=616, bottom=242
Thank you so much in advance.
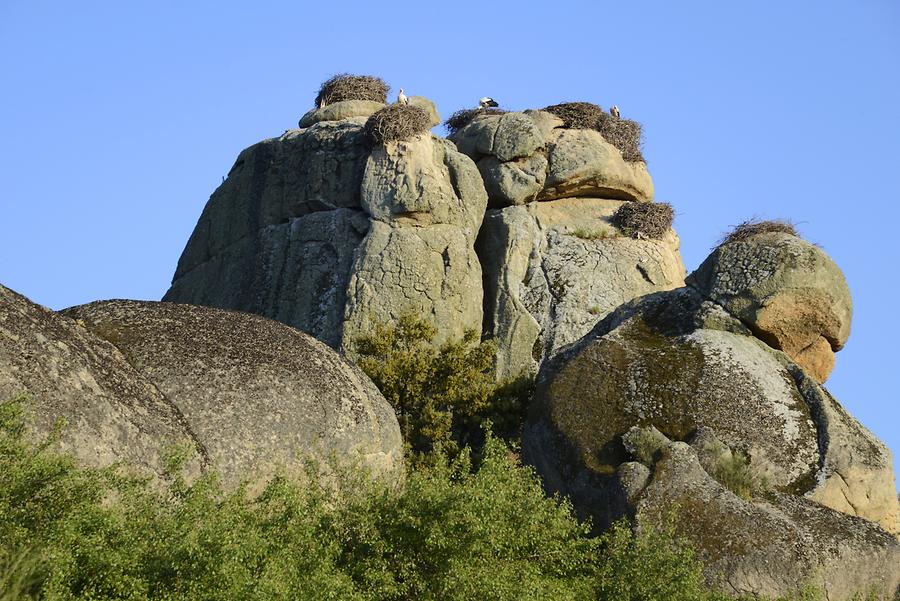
left=364, top=104, right=432, bottom=146
left=543, top=102, right=645, bottom=162
left=444, top=107, right=507, bottom=136
left=2, top=394, right=855, bottom=600
left=353, top=313, right=530, bottom=462
left=315, top=74, right=389, bottom=107
left=718, top=219, right=799, bottom=246
left=610, top=202, right=675, bottom=239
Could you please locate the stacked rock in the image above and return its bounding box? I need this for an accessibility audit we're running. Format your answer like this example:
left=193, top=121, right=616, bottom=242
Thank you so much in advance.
left=522, top=231, right=899, bottom=599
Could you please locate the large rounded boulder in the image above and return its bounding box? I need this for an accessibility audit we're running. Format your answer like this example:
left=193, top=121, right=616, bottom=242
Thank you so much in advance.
left=64, top=300, right=404, bottom=490
left=522, top=286, right=899, bottom=598
left=0, top=284, right=205, bottom=480
left=687, top=230, right=852, bottom=383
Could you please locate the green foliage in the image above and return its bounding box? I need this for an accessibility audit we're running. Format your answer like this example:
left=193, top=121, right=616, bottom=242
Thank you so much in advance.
left=594, top=517, right=712, bottom=601
left=3, top=396, right=882, bottom=600
left=354, top=312, right=530, bottom=462
left=570, top=227, right=610, bottom=241
left=702, top=440, right=762, bottom=501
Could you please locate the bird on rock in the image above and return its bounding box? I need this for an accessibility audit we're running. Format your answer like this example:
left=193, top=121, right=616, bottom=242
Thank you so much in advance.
left=610, top=105, right=620, bottom=118
left=397, top=88, right=409, bottom=105
left=479, top=97, right=499, bottom=108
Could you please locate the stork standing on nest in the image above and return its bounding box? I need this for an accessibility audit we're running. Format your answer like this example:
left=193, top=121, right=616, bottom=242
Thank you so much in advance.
left=610, top=105, right=620, bottom=118
left=479, top=97, right=499, bottom=108
left=397, top=88, right=409, bottom=105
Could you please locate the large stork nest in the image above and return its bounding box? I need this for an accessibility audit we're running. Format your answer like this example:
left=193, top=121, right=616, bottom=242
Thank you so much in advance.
left=315, top=74, right=389, bottom=107
left=365, top=104, right=432, bottom=145
left=610, top=202, right=674, bottom=239
left=543, top=102, right=645, bottom=163
left=444, top=107, right=508, bottom=136
left=718, top=219, right=800, bottom=247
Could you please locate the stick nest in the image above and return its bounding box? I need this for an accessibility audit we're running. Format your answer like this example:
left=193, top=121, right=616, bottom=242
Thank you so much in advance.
left=444, top=108, right=508, bottom=136
left=315, top=74, right=389, bottom=107
left=719, top=219, right=799, bottom=246
left=543, top=102, right=645, bottom=162
left=365, top=105, right=432, bottom=145
left=610, top=202, right=674, bottom=239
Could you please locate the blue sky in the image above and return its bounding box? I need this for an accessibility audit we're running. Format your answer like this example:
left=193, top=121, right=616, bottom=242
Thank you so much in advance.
left=1, top=1, right=898, bottom=486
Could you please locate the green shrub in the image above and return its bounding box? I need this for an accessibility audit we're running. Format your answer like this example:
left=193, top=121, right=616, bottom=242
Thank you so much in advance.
left=315, top=74, right=389, bottom=107
left=570, top=227, right=610, bottom=241
left=610, top=202, right=675, bottom=239
left=364, top=104, right=432, bottom=146
left=718, top=219, right=800, bottom=247
left=353, top=312, right=530, bottom=462
left=444, top=107, right=507, bottom=136
left=1, top=394, right=843, bottom=600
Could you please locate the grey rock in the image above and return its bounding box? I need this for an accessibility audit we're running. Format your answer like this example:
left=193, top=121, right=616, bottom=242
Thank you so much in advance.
left=477, top=198, right=685, bottom=380
left=407, top=95, right=440, bottom=127
left=167, top=126, right=488, bottom=356
left=168, top=122, right=370, bottom=283
left=298, top=99, right=386, bottom=128
left=449, top=110, right=653, bottom=207
left=64, top=301, right=404, bottom=491
left=523, top=284, right=900, bottom=536
left=541, top=128, right=654, bottom=201
left=477, top=154, right=548, bottom=207
left=635, top=441, right=900, bottom=600
left=688, top=232, right=852, bottom=383
left=0, top=284, right=205, bottom=481
left=342, top=221, right=484, bottom=351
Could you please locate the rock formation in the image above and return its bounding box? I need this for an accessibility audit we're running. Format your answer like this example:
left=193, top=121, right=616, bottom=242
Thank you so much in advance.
left=522, top=233, right=900, bottom=598
left=165, top=101, right=684, bottom=382
left=164, top=101, right=487, bottom=353
left=0, top=283, right=402, bottom=490
left=0, top=283, right=205, bottom=481
left=63, top=300, right=403, bottom=490
left=450, top=109, right=684, bottom=379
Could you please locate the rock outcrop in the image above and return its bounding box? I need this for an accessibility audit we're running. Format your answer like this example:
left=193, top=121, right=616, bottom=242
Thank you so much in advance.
left=64, top=300, right=404, bottom=491
left=688, top=231, right=852, bottom=383
left=478, top=197, right=685, bottom=380
left=449, top=110, right=653, bottom=206
left=0, top=284, right=205, bottom=481
left=522, top=266, right=898, bottom=597
left=165, top=102, right=487, bottom=352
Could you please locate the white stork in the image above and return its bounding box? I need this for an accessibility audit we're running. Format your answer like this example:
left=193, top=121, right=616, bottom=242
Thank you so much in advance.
left=397, top=88, right=409, bottom=105
left=479, top=97, right=499, bottom=108
left=610, top=105, right=620, bottom=119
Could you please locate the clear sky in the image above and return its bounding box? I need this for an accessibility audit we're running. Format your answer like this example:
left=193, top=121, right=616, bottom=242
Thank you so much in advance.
left=2, top=1, right=898, bottom=487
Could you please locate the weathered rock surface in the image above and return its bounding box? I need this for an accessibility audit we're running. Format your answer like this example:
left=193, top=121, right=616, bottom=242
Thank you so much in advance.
left=636, top=437, right=900, bottom=599
left=298, top=99, right=386, bottom=127
left=0, top=284, right=205, bottom=480
left=64, top=300, right=404, bottom=491
left=477, top=198, right=685, bottom=380
left=688, top=232, right=852, bottom=383
left=449, top=110, right=654, bottom=206
left=522, top=285, right=900, bottom=596
left=165, top=101, right=487, bottom=352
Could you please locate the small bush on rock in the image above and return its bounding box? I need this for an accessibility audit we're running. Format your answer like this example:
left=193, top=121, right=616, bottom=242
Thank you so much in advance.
left=364, top=104, right=432, bottom=146
left=610, top=202, right=675, bottom=239
left=444, top=107, right=508, bottom=136
left=315, top=73, right=389, bottom=107
left=718, top=219, right=799, bottom=246
left=354, top=313, right=531, bottom=462
left=543, top=102, right=645, bottom=162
